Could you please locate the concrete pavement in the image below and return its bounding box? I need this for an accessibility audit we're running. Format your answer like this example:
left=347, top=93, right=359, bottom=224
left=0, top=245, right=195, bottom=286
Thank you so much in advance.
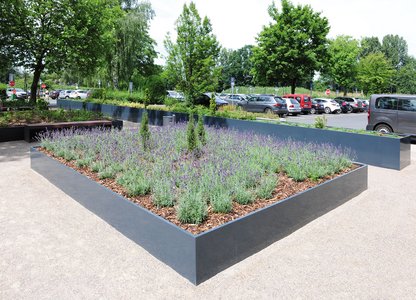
left=1, top=141, right=415, bottom=299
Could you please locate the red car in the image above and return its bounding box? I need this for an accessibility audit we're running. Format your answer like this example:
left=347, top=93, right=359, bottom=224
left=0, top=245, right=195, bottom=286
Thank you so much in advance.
left=283, top=94, right=312, bottom=114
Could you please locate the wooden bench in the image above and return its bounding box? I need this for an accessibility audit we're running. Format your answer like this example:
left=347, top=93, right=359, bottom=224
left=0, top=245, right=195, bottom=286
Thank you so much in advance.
left=24, top=119, right=123, bottom=142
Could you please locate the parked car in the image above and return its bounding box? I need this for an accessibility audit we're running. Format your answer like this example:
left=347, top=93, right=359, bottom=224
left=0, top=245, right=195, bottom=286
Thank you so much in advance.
left=359, top=99, right=369, bottom=111
left=6, top=88, right=28, bottom=99
left=311, top=99, right=325, bottom=114
left=224, top=94, right=247, bottom=105
left=282, top=98, right=301, bottom=116
left=366, top=94, right=416, bottom=135
left=59, top=90, right=73, bottom=99
left=193, top=93, right=228, bottom=107
left=283, top=94, right=312, bottom=114
left=313, top=98, right=341, bottom=114
left=334, top=97, right=363, bottom=113
left=50, top=90, right=62, bottom=100
left=166, top=90, right=184, bottom=101
left=69, top=90, right=90, bottom=99
left=238, top=95, right=288, bottom=117
left=333, top=98, right=351, bottom=113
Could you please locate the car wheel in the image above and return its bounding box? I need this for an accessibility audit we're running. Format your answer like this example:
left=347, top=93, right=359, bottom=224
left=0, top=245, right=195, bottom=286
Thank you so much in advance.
left=324, top=107, right=331, bottom=114
left=77, top=96, right=81, bottom=99
left=292, top=113, right=298, bottom=116
left=264, top=107, right=272, bottom=114
left=65, top=96, right=69, bottom=99
left=347, top=106, right=353, bottom=113
left=375, top=124, right=393, bottom=134
left=310, top=108, right=316, bottom=114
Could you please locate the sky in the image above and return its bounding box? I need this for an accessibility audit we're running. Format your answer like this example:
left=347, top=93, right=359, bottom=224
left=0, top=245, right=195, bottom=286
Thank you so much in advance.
left=148, top=0, right=416, bottom=65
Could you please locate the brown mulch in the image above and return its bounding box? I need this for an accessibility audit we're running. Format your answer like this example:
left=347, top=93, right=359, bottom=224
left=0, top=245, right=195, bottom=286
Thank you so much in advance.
left=40, top=148, right=356, bottom=235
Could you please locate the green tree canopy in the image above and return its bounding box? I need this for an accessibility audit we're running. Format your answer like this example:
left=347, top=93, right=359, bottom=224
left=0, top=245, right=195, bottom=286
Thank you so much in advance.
left=4, top=0, right=121, bottom=103
left=327, top=36, right=360, bottom=95
left=164, top=2, right=221, bottom=105
left=109, top=1, right=157, bottom=89
left=360, top=36, right=382, bottom=58
left=218, top=45, right=254, bottom=90
left=381, top=34, right=408, bottom=70
left=357, top=52, right=395, bottom=95
left=251, top=0, right=330, bottom=93
left=395, top=57, right=416, bottom=94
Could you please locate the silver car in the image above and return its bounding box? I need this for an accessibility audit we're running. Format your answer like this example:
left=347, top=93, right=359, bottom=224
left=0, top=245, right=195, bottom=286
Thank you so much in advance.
left=6, top=88, right=27, bottom=99
left=282, top=98, right=301, bottom=116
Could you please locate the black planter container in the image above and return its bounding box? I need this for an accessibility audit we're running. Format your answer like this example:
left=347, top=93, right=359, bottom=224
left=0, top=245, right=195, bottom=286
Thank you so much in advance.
left=31, top=147, right=368, bottom=285
left=57, top=99, right=411, bottom=170
left=0, top=126, right=25, bottom=142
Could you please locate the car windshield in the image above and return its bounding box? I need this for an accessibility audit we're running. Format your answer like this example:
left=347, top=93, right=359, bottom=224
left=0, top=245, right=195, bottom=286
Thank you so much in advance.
left=304, top=97, right=310, bottom=102
left=290, top=99, right=298, bottom=104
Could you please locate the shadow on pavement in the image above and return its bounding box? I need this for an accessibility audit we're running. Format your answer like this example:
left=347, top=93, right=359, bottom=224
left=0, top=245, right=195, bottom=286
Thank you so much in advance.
left=0, top=141, right=36, bottom=163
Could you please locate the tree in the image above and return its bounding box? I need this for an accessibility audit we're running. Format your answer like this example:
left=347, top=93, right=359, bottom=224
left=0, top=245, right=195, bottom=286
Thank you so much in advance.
left=109, top=1, right=157, bottom=88
left=251, top=0, right=330, bottom=93
left=218, top=45, right=253, bottom=90
left=164, top=2, right=221, bottom=105
left=356, top=53, right=395, bottom=95
left=327, top=36, right=360, bottom=95
left=395, top=57, right=416, bottom=94
left=4, top=0, right=121, bottom=103
left=381, top=34, right=408, bottom=70
left=360, top=36, right=382, bottom=58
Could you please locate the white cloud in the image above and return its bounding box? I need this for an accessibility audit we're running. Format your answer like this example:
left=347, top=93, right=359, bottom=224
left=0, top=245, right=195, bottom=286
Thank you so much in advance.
left=148, top=0, right=416, bottom=64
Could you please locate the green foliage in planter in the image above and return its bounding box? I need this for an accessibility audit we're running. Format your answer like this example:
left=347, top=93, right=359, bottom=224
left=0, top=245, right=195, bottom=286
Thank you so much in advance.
left=196, top=114, right=207, bottom=146
left=177, top=190, right=207, bottom=224
left=255, top=173, right=277, bottom=199
left=140, top=110, right=150, bottom=150
left=187, top=113, right=197, bottom=152
left=152, top=179, right=175, bottom=208
left=209, top=187, right=232, bottom=213
left=116, top=169, right=151, bottom=196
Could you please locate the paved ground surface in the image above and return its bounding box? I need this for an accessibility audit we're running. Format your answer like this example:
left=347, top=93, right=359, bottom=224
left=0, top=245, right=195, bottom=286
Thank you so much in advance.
left=1, top=141, right=416, bottom=299
left=284, top=112, right=368, bottom=130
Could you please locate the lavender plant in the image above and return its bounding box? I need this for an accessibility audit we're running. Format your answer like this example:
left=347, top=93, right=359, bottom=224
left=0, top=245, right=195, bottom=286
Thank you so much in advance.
left=39, top=124, right=354, bottom=225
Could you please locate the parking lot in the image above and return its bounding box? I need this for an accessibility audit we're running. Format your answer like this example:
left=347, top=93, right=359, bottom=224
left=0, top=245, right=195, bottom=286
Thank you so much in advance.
left=283, top=112, right=368, bottom=130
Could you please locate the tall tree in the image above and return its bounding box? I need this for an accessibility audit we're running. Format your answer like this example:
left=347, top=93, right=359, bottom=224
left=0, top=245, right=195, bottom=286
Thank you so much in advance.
left=356, top=52, right=395, bottom=95
left=4, top=0, right=121, bottom=103
left=251, top=0, right=330, bottom=93
left=327, top=36, right=360, bottom=95
left=381, top=34, right=408, bottom=70
left=109, top=1, right=157, bottom=88
left=395, top=56, right=416, bottom=94
left=360, top=36, right=382, bottom=58
left=219, top=45, right=253, bottom=90
left=164, top=2, right=221, bottom=105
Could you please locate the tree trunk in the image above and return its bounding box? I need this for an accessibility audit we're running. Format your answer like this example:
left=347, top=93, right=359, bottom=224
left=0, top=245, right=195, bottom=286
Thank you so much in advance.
left=291, top=79, right=297, bottom=94
left=29, top=61, right=44, bottom=104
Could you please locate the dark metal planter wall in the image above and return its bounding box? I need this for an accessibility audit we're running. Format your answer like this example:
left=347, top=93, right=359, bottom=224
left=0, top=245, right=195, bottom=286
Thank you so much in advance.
left=31, top=147, right=367, bottom=285
left=0, top=126, right=25, bottom=142
left=57, top=99, right=411, bottom=170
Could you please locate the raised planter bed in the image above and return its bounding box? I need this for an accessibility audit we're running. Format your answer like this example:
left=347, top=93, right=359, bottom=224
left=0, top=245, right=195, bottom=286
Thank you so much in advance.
left=57, top=99, right=411, bottom=170
left=31, top=146, right=367, bottom=285
left=0, top=120, right=123, bottom=143
left=0, top=125, right=25, bottom=142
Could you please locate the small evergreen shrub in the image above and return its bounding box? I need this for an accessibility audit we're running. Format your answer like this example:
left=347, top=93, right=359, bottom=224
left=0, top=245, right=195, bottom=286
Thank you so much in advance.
left=196, top=114, right=207, bottom=146
left=186, top=113, right=197, bottom=152
left=140, top=110, right=150, bottom=150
